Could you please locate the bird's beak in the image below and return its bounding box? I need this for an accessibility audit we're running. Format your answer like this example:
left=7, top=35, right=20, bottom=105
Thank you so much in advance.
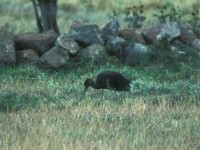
left=81, top=87, right=88, bottom=100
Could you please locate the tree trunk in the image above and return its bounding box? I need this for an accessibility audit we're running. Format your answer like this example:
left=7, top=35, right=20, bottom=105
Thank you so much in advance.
left=31, top=0, right=60, bottom=34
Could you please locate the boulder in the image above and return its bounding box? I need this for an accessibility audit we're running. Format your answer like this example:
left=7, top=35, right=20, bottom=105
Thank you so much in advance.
left=179, top=24, right=197, bottom=44
left=14, top=30, right=58, bottom=55
left=121, top=42, right=151, bottom=66
left=105, top=36, right=127, bottom=55
left=67, top=24, right=104, bottom=47
left=56, top=35, right=79, bottom=55
left=119, top=28, right=146, bottom=44
left=101, top=19, right=120, bottom=43
left=142, top=22, right=181, bottom=44
left=40, top=47, right=69, bottom=69
left=0, top=30, right=16, bottom=65
left=69, top=19, right=87, bottom=30
left=191, top=39, right=200, bottom=51
left=16, top=49, right=39, bottom=64
left=78, top=44, right=109, bottom=64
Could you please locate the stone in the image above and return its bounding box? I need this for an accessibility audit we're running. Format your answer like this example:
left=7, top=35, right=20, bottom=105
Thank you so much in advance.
left=14, top=30, right=59, bottom=55
left=191, top=39, right=200, bottom=51
left=78, top=44, right=109, bottom=64
left=101, top=19, right=120, bottom=43
left=142, top=22, right=181, bottom=44
left=0, top=30, right=16, bottom=65
left=105, top=36, right=127, bottom=55
left=56, top=35, right=79, bottom=55
left=179, top=24, right=197, bottom=44
left=40, top=46, right=69, bottom=68
left=16, top=49, right=39, bottom=64
left=121, top=42, right=151, bottom=66
left=67, top=24, right=104, bottom=47
left=119, top=28, right=146, bottom=44
left=69, top=19, right=87, bottom=30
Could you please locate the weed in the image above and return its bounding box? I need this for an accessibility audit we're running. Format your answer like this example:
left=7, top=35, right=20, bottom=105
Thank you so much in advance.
left=153, top=5, right=182, bottom=23
left=189, top=9, right=200, bottom=37
left=124, top=5, right=146, bottom=29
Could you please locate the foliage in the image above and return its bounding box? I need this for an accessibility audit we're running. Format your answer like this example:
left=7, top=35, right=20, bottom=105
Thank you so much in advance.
left=147, top=41, right=200, bottom=70
left=189, top=9, right=200, bottom=37
left=124, top=5, right=146, bottom=29
left=153, top=5, right=182, bottom=23
left=109, top=10, right=119, bottom=20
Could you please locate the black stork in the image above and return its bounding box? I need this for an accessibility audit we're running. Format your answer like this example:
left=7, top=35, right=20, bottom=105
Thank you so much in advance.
left=83, top=71, right=131, bottom=103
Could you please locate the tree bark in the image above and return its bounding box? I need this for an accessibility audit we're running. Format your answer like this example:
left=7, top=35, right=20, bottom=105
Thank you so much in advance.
left=31, top=0, right=60, bottom=34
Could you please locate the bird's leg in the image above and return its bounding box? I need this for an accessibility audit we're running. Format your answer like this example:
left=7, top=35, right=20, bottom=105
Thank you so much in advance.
left=114, top=90, right=118, bottom=101
left=97, top=89, right=104, bottom=105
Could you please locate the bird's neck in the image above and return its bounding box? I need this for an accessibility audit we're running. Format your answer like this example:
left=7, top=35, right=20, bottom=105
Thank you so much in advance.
left=90, top=80, right=100, bottom=89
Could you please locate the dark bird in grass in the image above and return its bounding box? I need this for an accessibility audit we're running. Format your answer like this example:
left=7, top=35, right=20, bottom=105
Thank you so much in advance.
left=83, top=71, right=131, bottom=103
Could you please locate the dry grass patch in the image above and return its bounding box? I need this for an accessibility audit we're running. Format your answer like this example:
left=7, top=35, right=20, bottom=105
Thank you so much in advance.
left=0, top=97, right=200, bottom=150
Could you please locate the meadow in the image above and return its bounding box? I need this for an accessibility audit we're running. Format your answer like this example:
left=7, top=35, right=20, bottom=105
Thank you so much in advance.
left=0, top=0, right=200, bottom=150
left=0, top=63, right=199, bottom=149
left=1, top=0, right=200, bottom=33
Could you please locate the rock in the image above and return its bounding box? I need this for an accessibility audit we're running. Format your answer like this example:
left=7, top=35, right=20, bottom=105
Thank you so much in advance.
left=0, top=30, right=16, bottom=65
left=56, top=35, right=79, bottom=55
left=101, top=19, right=120, bottom=43
left=78, top=44, right=109, bottom=64
left=142, top=24, right=162, bottom=44
left=67, top=24, right=104, bottom=47
left=105, top=36, right=127, bottom=55
left=142, top=22, right=181, bottom=44
left=121, top=42, right=151, bottom=66
left=69, top=19, right=87, bottom=30
left=40, top=47, right=69, bottom=69
left=179, top=24, right=197, bottom=44
left=14, top=30, right=59, bottom=55
left=16, top=49, right=39, bottom=64
left=191, top=39, right=200, bottom=51
left=157, top=22, right=181, bottom=42
left=119, top=28, right=146, bottom=44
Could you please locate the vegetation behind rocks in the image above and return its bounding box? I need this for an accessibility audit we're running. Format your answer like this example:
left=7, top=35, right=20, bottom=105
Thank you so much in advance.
left=0, top=1, right=200, bottom=149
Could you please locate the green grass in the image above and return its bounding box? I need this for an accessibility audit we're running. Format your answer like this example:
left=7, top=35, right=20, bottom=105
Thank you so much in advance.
left=0, top=1, right=200, bottom=149
left=1, top=0, right=200, bottom=33
left=0, top=63, right=199, bottom=149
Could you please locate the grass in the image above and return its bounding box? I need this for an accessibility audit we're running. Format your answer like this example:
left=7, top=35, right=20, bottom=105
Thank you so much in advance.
left=0, top=63, right=199, bottom=149
left=0, top=101, right=200, bottom=149
left=1, top=0, right=200, bottom=33
left=0, top=0, right=200, bottom=149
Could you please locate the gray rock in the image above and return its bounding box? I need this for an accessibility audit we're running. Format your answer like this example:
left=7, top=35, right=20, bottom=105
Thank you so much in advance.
left=14, top=30, right=59, bottom=55
left=56, top=35, right=79, bottom=55
left=191, top=39, right=200, bottom=51
left=16, top=49, right=39, bottom=64
left=0, top=30, right=16, bottom=65
left=69, top=19, right=87, bottom=30
left=122, top=43, right=151, bottom=66
left=67, top=24, right=104, bottom=46
left=105, top=36, right=127, bottom=55
left=119, top=28, right=146, bottom=44
left=78, top=44, right=109, bottom=64
left=142, top=22, right=181, bottom=44
left=179, top=24, right=197, bottom=44
left=40, top=47, right=69, bottom=68
left=101, top=19, right=120, bottom=43
left=157, top=22, right=181, bottom=42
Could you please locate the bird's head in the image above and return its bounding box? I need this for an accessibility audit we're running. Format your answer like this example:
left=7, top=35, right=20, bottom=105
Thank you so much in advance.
left=84, top=78, right=94, bottom=88
left=82, top=78, right=94, bottom=99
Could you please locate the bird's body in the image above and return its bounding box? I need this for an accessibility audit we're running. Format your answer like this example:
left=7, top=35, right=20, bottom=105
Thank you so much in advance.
left=83, top=71, right=130, bottom=102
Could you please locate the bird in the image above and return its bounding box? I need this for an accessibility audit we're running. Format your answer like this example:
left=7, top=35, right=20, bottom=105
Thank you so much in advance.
left=82, top=71, right=131, bottom=103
